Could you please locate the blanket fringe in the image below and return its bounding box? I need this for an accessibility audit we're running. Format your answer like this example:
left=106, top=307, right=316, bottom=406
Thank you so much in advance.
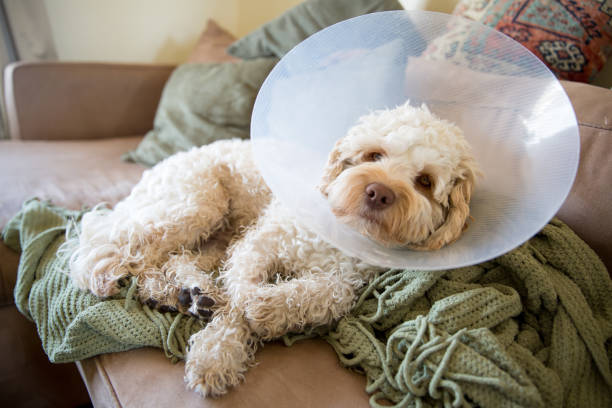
left=329, top=315, right=486, bottom=408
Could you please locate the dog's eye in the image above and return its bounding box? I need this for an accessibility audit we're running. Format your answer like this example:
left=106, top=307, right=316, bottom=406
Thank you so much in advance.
left=416, top=174, right=432, bottom=188
left=364, top=151, right=384, bottom=162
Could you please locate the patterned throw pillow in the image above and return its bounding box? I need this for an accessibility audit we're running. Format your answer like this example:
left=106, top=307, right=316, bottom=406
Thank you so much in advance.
left=453, top=0, right=612, bottom=82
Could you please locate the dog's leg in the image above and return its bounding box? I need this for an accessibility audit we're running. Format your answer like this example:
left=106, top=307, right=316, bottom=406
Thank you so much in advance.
left=136, top=222, right=244, bottom=316
left=69, top=147, right=233, bottom=298
left=183, top=200, right=376, bottom=395
left=185, top=307, right=257, bottom=397
left=243, top=274, right=360, bottom=339
left=222, top=199, right=374, bottom=340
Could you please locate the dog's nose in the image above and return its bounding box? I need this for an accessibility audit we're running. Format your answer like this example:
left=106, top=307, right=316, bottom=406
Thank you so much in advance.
left=365, top=183, right=395, bottom=210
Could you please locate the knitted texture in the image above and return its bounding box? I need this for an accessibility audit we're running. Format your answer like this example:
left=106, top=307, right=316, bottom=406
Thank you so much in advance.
left=3, top=199, right=205, bottom=363
left=4, top=200, right=612, bottom=407
left=323, top=219, right=612, bottom=408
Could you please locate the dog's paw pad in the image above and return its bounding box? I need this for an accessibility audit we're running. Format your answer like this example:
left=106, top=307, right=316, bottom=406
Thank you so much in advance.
left=117, top=277, right=131, bottom=288
left=188, top=292, right=215, bottom=320
left=176, top=287, right=214, bottom=307
left=144, top=298, right=158, bottom=308
left=196, top=295, right=215, bottom=308
left=176, top=287, right=217, bottom=320
left=196, top=309, right=213, bottom=319
left=158, top=305, right=178, bottom=313
left=143, top=298, right=179, bottom=314
left=178, top=288, right=192, bottom=307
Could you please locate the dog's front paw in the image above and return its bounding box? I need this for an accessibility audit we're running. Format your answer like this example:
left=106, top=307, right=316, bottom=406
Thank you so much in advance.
left=185, top=319, right=255, bottom=397
left=177, top=287, right=220, bottom=320
left=140, top=287, right=214, bottom=317
left=139, top=272, right=223, bottom=318
left=185, top=358, right=244, bottom=398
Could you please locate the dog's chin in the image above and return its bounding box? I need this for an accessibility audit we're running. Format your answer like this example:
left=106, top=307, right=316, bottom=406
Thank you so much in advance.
left=331, top=207, right=405, bottom=248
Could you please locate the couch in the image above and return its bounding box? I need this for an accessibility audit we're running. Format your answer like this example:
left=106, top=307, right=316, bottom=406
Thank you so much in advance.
left=2, top=24, right=612, bottom=408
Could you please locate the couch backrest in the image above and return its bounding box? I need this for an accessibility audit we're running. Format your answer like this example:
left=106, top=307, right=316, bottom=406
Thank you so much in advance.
left=4, top=62, right=174, bottom=140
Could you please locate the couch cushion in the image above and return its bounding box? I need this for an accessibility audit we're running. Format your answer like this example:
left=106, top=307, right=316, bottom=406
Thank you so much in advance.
left=0, top=136, right=145, bottom=229
left=0, top=136, right=145, bottom=306
left=78, top=340, right=369, bottom=408
left=557, top=81, right=612, bottom=271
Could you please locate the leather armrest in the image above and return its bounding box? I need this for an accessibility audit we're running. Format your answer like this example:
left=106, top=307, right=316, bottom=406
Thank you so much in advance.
left=4, top=62, right=174, bottom=140
left=557, top=80, right=612, bottom=271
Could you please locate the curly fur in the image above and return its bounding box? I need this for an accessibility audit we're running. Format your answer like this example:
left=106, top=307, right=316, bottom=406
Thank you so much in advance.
left=320, top=102, right=479, bottom=250
left=69, top=102, right=478, bottom=396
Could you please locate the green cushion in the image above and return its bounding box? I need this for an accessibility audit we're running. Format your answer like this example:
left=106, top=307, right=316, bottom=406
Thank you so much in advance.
left=124, top=58, right=277, bottom=167
left=227, top=0, right=402, bottom=59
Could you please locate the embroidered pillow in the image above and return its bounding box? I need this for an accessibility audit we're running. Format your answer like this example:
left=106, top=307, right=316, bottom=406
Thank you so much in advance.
left=453, top=0, right=612, bottom=82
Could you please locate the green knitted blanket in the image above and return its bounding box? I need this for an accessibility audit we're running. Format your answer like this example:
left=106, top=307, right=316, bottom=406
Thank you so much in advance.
left=3, top=199, right=205, bottom=362
left=4, top=199, right=612, bottom=407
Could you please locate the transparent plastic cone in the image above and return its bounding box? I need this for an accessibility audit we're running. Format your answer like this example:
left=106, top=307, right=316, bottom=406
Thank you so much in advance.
left=250, top=11, right=579, bottom=270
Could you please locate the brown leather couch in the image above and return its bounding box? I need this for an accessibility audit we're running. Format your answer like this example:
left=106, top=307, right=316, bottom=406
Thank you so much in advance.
left=1, top=61, right=611, bottom=407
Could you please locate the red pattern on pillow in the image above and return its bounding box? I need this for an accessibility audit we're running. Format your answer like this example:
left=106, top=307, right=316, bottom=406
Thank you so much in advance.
left=453, top=0, right=612, bottom=82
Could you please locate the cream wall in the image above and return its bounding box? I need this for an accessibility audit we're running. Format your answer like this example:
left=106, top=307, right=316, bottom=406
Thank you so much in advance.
left=42, top=0, right=303, bottom=64
left=41, top=0, right=461, bottom=64
left=37, top=0, right=612, bottom=87
left=398, top=0, right=458, bottom=13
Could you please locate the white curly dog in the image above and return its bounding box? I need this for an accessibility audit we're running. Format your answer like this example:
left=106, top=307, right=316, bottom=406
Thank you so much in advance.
left=69, top=103, right=478, bottom=396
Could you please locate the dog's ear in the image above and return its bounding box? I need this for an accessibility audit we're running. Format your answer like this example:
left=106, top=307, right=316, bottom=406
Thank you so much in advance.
left=409, top=165, right=476, bottom=251
left=318, top=138, right=347, bottom=196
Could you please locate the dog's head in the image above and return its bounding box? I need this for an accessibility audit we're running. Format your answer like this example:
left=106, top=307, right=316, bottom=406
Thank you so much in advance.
left=319, top=103, right=479, bottom=250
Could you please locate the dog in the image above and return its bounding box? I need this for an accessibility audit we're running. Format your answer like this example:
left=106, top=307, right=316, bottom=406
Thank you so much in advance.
left=68, top=102, right=478, bottom=396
